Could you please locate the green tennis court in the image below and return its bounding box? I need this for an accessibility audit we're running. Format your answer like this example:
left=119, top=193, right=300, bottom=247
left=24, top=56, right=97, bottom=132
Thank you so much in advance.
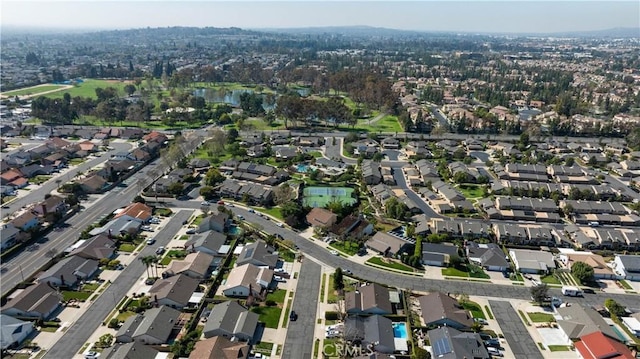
left=303, top=186, right=356, bottom=208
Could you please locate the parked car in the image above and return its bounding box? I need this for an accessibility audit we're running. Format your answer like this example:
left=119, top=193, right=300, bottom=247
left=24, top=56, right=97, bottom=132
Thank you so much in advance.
left=474, top=318, right=488, bottom=325
left=487, top=347, right=503, bottom=357
left=274, top=276, right=286, bottom=282
left=146, top=238, right=156, bottom=245
left=186, top=229, right=196, bottom=234
left=237, top=215, right=245, bottom=220
left=217, top=201, right=225, bottom=205
left=329, top=250, right=339, bottom=256
left=141, top=225, right=154, bottom=232
left=201, top=201, right=210, bottom=206
left=484, top=339, right=501, bottom=348
left=84, top=351, right=99, bottom=359
left=155, top=246, right=165, bottom=255
left=248, top=209, right=255, bottom=213
left=289, top=310, right=298, bottom=321
left=274, top=268, right=286, bottom=273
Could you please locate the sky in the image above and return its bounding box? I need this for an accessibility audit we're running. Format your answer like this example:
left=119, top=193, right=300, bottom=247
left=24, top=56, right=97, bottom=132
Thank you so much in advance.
left=2, top=1, right=639, bottom=34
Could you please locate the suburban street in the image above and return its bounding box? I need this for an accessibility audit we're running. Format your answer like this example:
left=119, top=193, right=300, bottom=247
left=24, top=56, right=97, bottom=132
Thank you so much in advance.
left=153, top=200, right=640, bottom=310
left=42, top=210, right=193, bottom=359
left=489, top=301, right=544, bottom=359
left=0, top=141, right=132, bottom=216
left=281, top=260, right=321, bottom=359
left=1, top=155, right=159, bottom=297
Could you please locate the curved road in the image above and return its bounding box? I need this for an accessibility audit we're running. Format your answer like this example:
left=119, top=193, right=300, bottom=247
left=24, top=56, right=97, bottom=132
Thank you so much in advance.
left=157, top=200, right=640, bottom=309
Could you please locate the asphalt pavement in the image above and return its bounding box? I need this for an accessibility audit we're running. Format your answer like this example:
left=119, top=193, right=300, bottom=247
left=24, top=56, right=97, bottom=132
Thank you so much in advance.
left=43, top=210, right=193, bottom=359
left=1, top=156, right=162, bottom=297
left=489, top=300, right=544, bottom=359
left=0, top=141, right=132, bottom=217
left=281, top=260, right=321, bottom=359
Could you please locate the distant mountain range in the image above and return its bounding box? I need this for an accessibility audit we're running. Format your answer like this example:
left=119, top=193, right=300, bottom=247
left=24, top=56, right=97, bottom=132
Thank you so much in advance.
left=255, top=25, right=640, bottom=38
left=2, top=24, right=638, bottom=39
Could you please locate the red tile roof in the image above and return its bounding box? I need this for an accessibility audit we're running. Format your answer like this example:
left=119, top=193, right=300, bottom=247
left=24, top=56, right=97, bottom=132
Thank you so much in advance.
left=114, top=202, right=152, bottom=221
left=575, top=331, right=634, bottom=359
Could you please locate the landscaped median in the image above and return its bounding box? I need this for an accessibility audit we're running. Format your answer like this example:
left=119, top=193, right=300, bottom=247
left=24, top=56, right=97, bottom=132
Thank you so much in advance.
left=365, top=256, right=422, bottom=276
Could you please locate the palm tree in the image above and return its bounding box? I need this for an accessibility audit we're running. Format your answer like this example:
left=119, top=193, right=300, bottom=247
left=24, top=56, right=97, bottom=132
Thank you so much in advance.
left=152, top=256, right=161, bottom=278
left=140, top=256, right=154, bottom=278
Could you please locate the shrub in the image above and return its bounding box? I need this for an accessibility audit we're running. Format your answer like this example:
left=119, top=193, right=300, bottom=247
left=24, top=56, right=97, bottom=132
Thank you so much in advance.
left=325, top=311, right=339, bottom=320
left=108, top=318, right=120, bottom=329
left=265, top=300, right=277, bottom=307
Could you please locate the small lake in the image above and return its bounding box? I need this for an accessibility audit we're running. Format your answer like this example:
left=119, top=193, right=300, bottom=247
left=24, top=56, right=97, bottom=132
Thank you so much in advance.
left=192, top=87, right=310, bottom=109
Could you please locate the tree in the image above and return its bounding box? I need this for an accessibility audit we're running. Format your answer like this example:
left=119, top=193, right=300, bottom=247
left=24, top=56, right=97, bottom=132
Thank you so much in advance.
left=588, top=156, right=597, bottom=166
left=571, top=261, right=595, bottom=285
left=274, top=183, right=294, bottom=205
left=333, top=267, right=345, bottom=292
left=167, top=182, right=184, bottom=196
left=565, top=157, right=575, bottom=166
left=530, top=283, right=549, bottom=305
left=124, top=84, right=136, bottom=96
left=604, top=299, right=627, bottom=317
left=204, top=168, right=225, bottom=186
left=199, top=186, right=216, bottom=200
left=141, top=256, right=154, bottom=278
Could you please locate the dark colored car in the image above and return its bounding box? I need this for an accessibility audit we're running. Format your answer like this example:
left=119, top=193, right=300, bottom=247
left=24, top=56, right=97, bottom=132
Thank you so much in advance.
left=485, top=339, right=501, bottom=348
left=289, top=310, right=298, bottom=321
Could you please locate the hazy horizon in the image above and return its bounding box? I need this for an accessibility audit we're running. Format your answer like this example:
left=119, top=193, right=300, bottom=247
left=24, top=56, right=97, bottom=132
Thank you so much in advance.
left=2, top=1, right=639, bottom=34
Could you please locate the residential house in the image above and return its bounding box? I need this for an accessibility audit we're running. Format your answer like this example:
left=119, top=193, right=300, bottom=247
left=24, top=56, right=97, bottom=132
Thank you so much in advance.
left=115, top=305, right=181, bottom=344
left=184, top=230, right=228, bottom=257
left=130, top=148, right=152, bottom=163
left=236, top=240, right=279, bottom=268
left=37, top=256, right=99, bottom=288
left=381, top=137, right=400, bottom=149
left=344, top=315, right=396, bottom=354
left=221, top=263, right=273, bottom=298
left=120, top=128, right=145, bottom=140
left=33, top=195, right=67, bottom=217
left=102, top=341, right=160, bottom=359
left=274, top=146, right=298, bottom=160
left=574, top=331, right=634, bottom=359
left=188, top=336, right=250, bottom=359
left=19, top=164, right=54, bottom=178
left=88, top=216, right=141, bottom=237
left=612, top=255, right=640, bottom=281
left=79, top=174, right=108, bottom=193
left=197, top=212, right=230, bottom=234
left=365, top=232, right=410, bottom=257
left=509, top=249, right=556, bottom=274
left=556, top=305, right=618, bottom=342
left=114, top=202, right=153, bottom=223
left=330, top=214, right=374, bottom=240
left=77, top=141, right=98, bottom=153
left=189, top=158, right=211, bottom=172
left=0, top=169, right=27, bottom=188
left=10, top=211, right=40, bottom=232
left=0, top=224, right=21, bottom=251
left=465, top=242, right=509, bottom=272
left=164, top=252, right=215, bottom=279
left=1, top=282, right=62, bottom=320
left=143, top=131, right=168, bottom=145
left=218, top=180, right=274, bottom=205
left=560, top=253, right=615, bottom=279
left=418, top=292, right=473, bottom=330
left=362, top=161, right=382, bottom=185
left=305, top=207, right=338, bottom=229
left=421, top=243, right=459, bottom=267
left=203, top=301, right=259, bottom=343
left=345, top=283, right=393, bottom=315
left=427, top=327, right=490, bottom=359
left=0, top=315, right=35, bottom=350
left=148, top=274, right=200, bottom=309
left=69, top=234, right=117, bottom=260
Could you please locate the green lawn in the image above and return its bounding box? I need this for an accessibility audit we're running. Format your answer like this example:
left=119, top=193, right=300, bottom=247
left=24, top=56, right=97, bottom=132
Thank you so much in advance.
left=244, top=118, right=285, bottom=131
left=179, top=235, right=189, bottom=240
left=329, top=241, right=360, bottom=256
left=43, top=79, right=131, bottom=100
left=118, top=243, right=136, bottom=252
left=442, top=265, right=490, bottom=279
left=251, top=306, right=282, bottom=329
left=3, top=84, right=67, bottom=97
left=540, top=274, right=561, bottom=285
left=279, top=248, right=295, bottom=262
left=548, top=345, right=572, bottom=352
left=254, top=341, right=274, bottom=353
left=31, top=175, right=52, bottom=185
left=69, top=158, right=86, bottom=166
left=366, top=257, right=414, bottom=272
left=40, top=326, right=59, bottom=332
left=457, top=184, right=484, bottom=198
left=115, top=310, right=137, bottom=322
left=442, top=267, right=469, bottom=277
left=461, top=301, right=486, bottom=319
left=354, top=115, right=402, bottom=133
left=618, top=280, right=633, bottom=290
left=528, top=312, right=556, bottom=323
left=192, top=214, right=206, bottom=226
left=160, top=249, right=187, bottom=265
left=308, top=151, right=323, bottom=158
left=82, top=283, right=100, bottom=292
left=266, top=289, right=287, bottom=304
left=62, top=291, right=91, bottom=301
left=258, top=207, right=284, bottom=221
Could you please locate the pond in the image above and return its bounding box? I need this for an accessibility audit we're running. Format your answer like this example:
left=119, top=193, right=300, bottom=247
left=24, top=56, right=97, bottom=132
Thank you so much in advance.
left=193, top=87, right=310, bottom=109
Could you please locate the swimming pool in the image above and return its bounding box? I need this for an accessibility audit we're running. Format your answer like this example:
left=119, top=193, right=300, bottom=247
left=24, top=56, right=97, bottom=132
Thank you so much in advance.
left=296, top=164, right=309, bottom=173
left=610, top=325, right=627, bottom=342
left=393, top=322, right=408, bottom=339
left=228, top=226, right=243, bottom=236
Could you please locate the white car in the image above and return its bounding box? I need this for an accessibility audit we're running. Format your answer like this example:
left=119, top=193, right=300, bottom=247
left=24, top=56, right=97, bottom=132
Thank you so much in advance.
left=146, top=238, right=156, bottom=245
left=276, top=222, right=284, bottom=227
left=201, top=201, right=210, bottom=206
left=274, top=276, right=286, bottom=282
left=329, top=250, right=339, bottom=256
left=84, top=352, right=99, bottom=359
left=274, top=268, right=286, bottom=273
left=141, top=225, right=154, bottom=232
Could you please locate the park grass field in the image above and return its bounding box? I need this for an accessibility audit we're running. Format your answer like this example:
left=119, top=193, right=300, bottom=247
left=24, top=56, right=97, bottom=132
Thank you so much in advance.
left=44, top=79, right=132, bottom=99
left=354, top=114, right=402, bottom=133
left=2, top=84, right=68, bottom=97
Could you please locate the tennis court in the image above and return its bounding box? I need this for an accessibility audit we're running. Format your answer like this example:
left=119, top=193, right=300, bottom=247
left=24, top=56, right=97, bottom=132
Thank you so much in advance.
left=303, top=186, right=356, bottom=208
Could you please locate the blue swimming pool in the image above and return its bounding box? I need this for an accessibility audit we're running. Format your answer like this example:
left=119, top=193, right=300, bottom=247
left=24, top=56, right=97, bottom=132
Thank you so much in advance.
left=296, top=164, right=309, bottom=173
left=228, top=226, right=243, bottom=236
left=393, top=322, right=408, bottom=339
left=610, top=325, right=627, bottom=342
